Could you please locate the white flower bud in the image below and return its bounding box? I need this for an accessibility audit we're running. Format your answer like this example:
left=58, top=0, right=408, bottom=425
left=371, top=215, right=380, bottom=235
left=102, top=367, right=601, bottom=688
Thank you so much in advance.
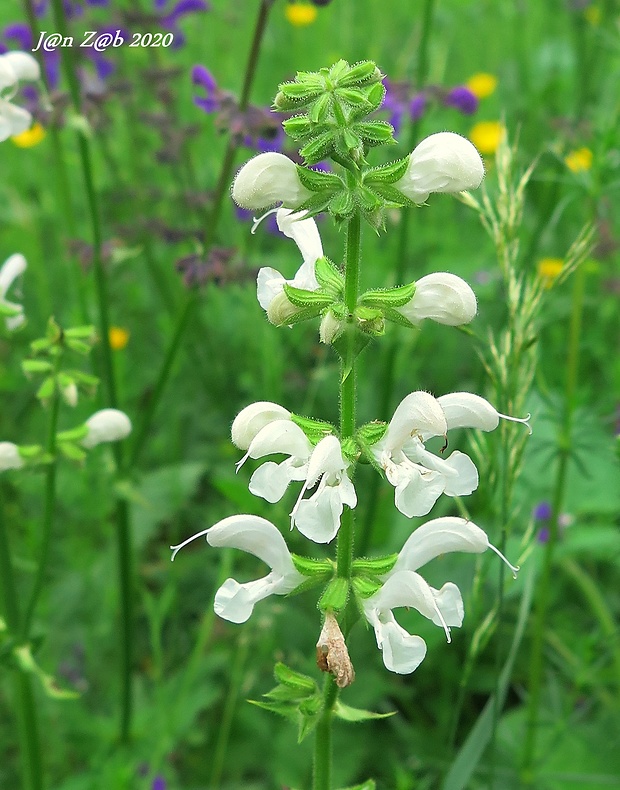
left=397, top=272, right=477, bottom=326
left=266, top=290, right=300, bottom=326
left=82, top=409, right=132, bottom=448
left=319, top=310, right=343, bottom=345
left=231, top=152, right=313, bottom=210
left=394, top=132, right=484, bottom=204
left=231, top=401, right=291, bottom=451
left=0, top=442, right=25, bottom=471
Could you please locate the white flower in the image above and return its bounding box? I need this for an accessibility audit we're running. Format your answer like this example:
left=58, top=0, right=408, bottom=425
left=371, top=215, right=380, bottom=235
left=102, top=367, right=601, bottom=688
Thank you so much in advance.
left=364, top=516, right=518, bottom=674
left=170, top=514, right=305, bottom=624
left=255, top=208, right=322, bottom=321
left=373, top=391, right=531, bottom=518
left=0, top=52, right=41, bottom=142
left=81, top=409, right=132, bottom=448
left=234, top=407, right=356, bottom=544
left=237, top=417, right=313, bottom=504
left=372, top=391, right=478, bottom=518
left=231, top=400, right=291, bottom=450
left=0, top=441, right=24, bottom=471
left=290, top=435, right=357, bottom=544
left=0, top=253, right=27, bottom=330
left=394, top=132, right=484, bottom=204
left=397, top=272, right=477, bottom=327
left=231, top=152, right=313, bottom=210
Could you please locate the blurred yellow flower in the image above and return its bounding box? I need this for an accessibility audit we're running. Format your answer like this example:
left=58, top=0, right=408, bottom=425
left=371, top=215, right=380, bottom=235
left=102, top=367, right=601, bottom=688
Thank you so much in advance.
left=584, top=4, right=601, bottom=25
left=565, top=147, right=592, bottom=173
left=109, top=327, right=130, bottom=350
left=11, top=123, right=46, bottom=148
left=285, top=2, right=317, bottom=26
left=537, top=258, right=563, bottom=288
left=466, top=73, right=498, bottom=99
left=469, top=121, right=505, bottom=155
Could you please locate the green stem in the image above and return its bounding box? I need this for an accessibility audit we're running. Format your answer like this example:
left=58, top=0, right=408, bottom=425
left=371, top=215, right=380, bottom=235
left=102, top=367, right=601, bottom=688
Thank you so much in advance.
left=126, top=295, right=196, bottom=470
left=22, top=361, right=61, bottom=638
left=50, top=0, right=117, bottom=409
left=0, top=489, right=44, bottom=790
left=50, top=0, right=132, bottom=741
left=313, top=676, right=338, bottom=790
left=521, top=263, right=587, bottom=784
left=313, top=213, right=362, bottom=789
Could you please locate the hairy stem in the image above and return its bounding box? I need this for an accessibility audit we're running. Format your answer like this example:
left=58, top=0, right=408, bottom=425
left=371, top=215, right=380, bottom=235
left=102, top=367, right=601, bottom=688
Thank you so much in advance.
left=313, top=212, right=362, bottom=789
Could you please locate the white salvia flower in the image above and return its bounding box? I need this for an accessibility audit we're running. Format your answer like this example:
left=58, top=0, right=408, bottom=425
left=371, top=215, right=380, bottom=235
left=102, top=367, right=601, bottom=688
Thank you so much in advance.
left=0, top=253, right=27, bottom=330
left=394, top=131, right=484, bottom=204
left=231, top=401, right=291, bottom=450
left=397, top=272, right=477, bottom=327
left=290, top=435, right=357, bottom=544
left=170, top=514, right=305, bottom=624
left=0, top=441, right=25, bottom=471
left=372, top=391, right=478, bottom=518
left=232, top=152, right=313, bottom=210
left=256, top=208, right=322, bottom=319
left=364, top=516, right=519, bottom=674
left=81, top=409, right=132, bottom=448
left=237, top=418, right=314, bottom=504
left=373, top=391, right=531, bottom=519
left=0, top=52, right=41, bottom=142
left=234, top=408, right=355, bottom=544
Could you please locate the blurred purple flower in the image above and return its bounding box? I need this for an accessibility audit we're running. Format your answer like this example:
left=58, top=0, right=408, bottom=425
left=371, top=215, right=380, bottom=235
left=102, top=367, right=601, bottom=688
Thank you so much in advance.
left=157, top=0, right=210, bottom=47
left=152, top=777, right=166, bottom=790
left=192, top=65, right=221, bottom=113
left=444, top=85, right=478, bottom=115
left=534, top=501, right=552, bottom=521
left=410, top=93, right=426, bottom=121
left=537, top=526, right=550, bottom=544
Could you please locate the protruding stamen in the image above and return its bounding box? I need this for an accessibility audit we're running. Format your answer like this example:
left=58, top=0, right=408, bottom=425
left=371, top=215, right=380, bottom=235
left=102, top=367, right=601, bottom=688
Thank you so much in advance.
left=498, top=411, right=532, bottom=435
left=235, top=450, right=251, bottom=474
left=170, top=528, right=211, bottom=561
left=290, top=479, right=310, bottom=528
left=432, top=599, right=452, bottom=643
left=488, top=542, right=520, bottom=579
left=251, top=207, right=279, bottom=235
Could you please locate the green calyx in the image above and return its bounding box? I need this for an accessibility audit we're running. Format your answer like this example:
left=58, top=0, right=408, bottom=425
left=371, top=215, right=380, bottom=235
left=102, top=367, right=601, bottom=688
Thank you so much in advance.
left=290, top=413, right=335, bottom=445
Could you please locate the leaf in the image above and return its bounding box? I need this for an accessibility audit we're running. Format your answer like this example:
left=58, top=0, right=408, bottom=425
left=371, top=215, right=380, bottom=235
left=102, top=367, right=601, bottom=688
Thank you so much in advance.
left=333, top=701, right=396, bottom=722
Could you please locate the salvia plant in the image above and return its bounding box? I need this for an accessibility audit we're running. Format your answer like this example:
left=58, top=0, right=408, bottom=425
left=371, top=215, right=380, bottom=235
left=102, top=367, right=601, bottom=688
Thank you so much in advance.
left=171, top=60, right=531, bottom=789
